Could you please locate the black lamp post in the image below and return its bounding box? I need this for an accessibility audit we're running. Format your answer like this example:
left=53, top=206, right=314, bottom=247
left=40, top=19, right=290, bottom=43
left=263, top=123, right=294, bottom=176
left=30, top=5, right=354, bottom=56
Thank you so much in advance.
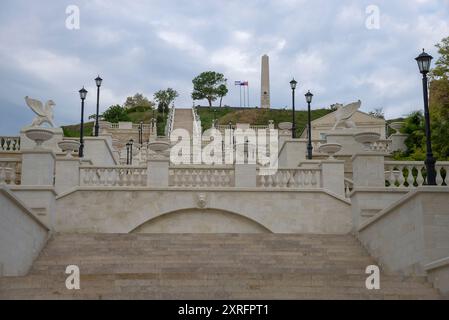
left=78, top=87, right=88, bottom=157
left=213, top=109, right=217, bottom=128
left=126, top=139, right=134, bottom=165
left=138, top=121, right=143, bottom=145
left=290, top=79, right=297, bottom=138
left=415, top=49, right=436, bottom=185
left=305, top=90, right=314, bottom=160
left=94, top=76, right=102, bottom=136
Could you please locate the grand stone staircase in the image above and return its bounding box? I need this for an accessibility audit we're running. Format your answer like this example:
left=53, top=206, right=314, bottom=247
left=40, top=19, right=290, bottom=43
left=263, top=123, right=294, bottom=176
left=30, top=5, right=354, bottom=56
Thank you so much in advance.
left=0, top=233, right=441, bottom=299
left=172, top=108, right=193, bottom=135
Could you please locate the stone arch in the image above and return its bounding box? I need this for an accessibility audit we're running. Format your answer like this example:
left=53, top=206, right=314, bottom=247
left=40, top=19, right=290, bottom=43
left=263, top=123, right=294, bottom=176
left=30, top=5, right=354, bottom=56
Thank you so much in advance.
left=130, top=208, right=272, bottom=233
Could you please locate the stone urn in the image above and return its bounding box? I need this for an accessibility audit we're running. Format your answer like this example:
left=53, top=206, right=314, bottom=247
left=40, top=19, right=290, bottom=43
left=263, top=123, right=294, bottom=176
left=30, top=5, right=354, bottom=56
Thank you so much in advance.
left=278, top=122, right=292, bottom=130
left=319, top=143, right=342, bottom=159
left=354, top=132, right=381, bottom=151
left=148, top=140, right=170, bottom=159
left=57, top=140, right=80, bottom=157
left=24, top=128, right=54, bottom=149
left=389, top=122, right=404, bottom=134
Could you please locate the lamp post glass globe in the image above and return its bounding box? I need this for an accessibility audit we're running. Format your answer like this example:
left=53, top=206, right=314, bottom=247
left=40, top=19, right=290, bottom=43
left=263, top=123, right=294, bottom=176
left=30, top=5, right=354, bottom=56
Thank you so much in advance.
left=290, top=78, right=297, bottom=90
left=305, top=90, right=313, bottom=104
left=95, top=75, right=103, bottom=87
left=79, top=87, right=88, bottom=100
left=415, top=49, right=433, bottom=74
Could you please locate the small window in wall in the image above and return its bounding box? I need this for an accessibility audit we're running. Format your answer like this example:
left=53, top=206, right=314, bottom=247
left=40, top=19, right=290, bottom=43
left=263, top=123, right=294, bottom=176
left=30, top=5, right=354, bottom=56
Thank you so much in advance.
left=320, top=133, right=327, bottom=140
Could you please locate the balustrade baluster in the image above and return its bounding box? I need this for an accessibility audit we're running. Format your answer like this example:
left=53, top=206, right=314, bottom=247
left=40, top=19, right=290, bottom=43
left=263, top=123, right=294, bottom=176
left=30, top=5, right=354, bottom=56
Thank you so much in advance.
left=436, top=166, right=444, bottom=186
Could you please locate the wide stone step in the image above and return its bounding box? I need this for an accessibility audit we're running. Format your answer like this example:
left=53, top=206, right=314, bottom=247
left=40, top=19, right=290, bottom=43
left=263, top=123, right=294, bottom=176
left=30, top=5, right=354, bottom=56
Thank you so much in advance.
left=0, top=233, right=441, bottom=299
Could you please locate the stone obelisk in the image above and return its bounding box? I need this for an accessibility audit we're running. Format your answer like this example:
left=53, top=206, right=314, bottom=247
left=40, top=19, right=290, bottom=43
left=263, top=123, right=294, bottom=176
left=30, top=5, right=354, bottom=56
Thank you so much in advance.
left=260, top=54, right=270, bottom=109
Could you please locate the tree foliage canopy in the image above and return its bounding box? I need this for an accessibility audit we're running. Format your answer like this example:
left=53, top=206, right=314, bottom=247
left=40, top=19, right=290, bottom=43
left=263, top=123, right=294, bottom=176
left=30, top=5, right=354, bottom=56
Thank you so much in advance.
left=191, top=71, right=227, bottom=107
left=101, top=105, right=131, bottom=123
left=123, top=93, right=154, bottom=110
left=154, top=88, right=179, bottom=113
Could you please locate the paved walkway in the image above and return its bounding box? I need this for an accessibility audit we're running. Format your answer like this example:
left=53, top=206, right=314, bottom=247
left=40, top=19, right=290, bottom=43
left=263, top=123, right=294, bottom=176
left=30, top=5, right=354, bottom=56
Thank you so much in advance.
left=172, top=108, right=193, bottom=135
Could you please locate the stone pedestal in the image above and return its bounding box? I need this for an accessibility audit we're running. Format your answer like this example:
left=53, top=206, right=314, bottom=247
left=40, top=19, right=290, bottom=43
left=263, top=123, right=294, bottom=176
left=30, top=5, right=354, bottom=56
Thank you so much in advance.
left=390, top=134, right=408, bottom=152
left=235, top=164, right=256, bottom=188
left=16, top=149, right=57, bottom=228
left=320, top=160, right=345, bottom=197
left=147, top=158, right=169, bottom=187
left=351, top=152, right=387, bottom=187
left=21, top=150, right=56, bottom=186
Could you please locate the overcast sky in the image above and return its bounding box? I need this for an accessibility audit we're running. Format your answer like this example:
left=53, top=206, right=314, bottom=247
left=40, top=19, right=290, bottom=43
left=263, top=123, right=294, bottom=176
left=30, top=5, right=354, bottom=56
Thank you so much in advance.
left=0, top=0, right=448, bottom=134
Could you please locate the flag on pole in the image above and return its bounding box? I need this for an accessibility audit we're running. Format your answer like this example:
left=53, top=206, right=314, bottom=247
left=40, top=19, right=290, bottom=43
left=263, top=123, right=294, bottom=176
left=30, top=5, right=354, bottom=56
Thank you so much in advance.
left=240, top=81, right=249, bottom=86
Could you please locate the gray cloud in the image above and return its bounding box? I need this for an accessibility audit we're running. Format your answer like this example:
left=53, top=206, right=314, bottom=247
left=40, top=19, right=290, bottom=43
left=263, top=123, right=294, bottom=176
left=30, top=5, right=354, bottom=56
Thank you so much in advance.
left=0, top=0, right=448, bottom=134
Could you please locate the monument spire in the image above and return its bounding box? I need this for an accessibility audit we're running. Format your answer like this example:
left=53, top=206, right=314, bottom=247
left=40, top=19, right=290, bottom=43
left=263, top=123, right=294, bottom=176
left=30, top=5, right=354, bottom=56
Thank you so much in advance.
left=260, top=54, right=270, bottom=109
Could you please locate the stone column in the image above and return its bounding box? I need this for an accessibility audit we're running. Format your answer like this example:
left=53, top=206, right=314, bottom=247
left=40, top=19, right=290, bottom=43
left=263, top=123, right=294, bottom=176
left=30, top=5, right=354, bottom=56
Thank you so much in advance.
left=320, top=159, right=345, bottom=197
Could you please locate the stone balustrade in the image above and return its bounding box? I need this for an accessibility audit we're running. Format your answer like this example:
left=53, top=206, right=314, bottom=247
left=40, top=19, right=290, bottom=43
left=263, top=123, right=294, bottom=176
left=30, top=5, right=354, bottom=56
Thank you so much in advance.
left=385, top=161, right=449, bottom=188
left=0, top=160, right=21, bottom=185
left=257, top=168, right=322, bottom=189
left=0, top=137, right=21, bottom=152
left=169, top=166, right=235, bottom=187
left=371, top=139, right=392, bottom=152
left=80, top=166, right=147, bottom=187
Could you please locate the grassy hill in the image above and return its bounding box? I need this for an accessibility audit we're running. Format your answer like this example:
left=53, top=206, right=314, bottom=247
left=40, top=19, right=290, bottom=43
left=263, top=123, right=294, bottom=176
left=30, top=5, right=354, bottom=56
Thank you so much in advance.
left=197, top=106, right=333, bottom=137
left=62, top=106, right=333, bottom=138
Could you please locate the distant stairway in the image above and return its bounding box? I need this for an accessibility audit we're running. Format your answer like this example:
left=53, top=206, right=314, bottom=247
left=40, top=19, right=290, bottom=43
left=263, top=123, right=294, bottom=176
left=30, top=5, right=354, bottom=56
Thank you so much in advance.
left=0, top=233, right=441, bottom=299
left=172, top=109, right=193, bottom=135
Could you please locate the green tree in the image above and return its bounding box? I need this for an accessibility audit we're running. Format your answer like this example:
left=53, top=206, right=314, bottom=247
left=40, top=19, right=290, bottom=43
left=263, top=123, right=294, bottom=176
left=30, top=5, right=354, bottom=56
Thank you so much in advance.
left=123, top=93, right=154, bottom=111
left=217, top=84, right=228, bottom=108
left=101, top=105, right=131, bottom=123
left=191, top=71, right=227, bottom=107
left=154, top=88, right=179, bottom=114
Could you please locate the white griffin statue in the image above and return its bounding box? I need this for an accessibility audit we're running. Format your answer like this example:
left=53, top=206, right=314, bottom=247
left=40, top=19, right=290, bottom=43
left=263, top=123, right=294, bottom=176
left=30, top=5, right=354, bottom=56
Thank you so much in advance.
left=25, top=96, right=56, bottom=127
left=331, top=100, right=361, bottom=130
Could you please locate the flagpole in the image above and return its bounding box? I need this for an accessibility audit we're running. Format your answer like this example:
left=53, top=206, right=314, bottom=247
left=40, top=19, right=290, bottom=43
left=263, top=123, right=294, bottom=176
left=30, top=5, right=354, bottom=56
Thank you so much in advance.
left=239, top=85, right=242, bottom=108
left=247, top=83, right=250, bottom=107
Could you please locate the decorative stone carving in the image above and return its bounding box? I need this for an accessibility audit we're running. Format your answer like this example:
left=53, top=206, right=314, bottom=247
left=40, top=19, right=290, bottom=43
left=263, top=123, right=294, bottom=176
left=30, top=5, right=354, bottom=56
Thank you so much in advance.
left=331, top=100, right=361, bottom=130
left=197, top=193, right=207, bottom=208
left=25, top=96, right=56, bottom=127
